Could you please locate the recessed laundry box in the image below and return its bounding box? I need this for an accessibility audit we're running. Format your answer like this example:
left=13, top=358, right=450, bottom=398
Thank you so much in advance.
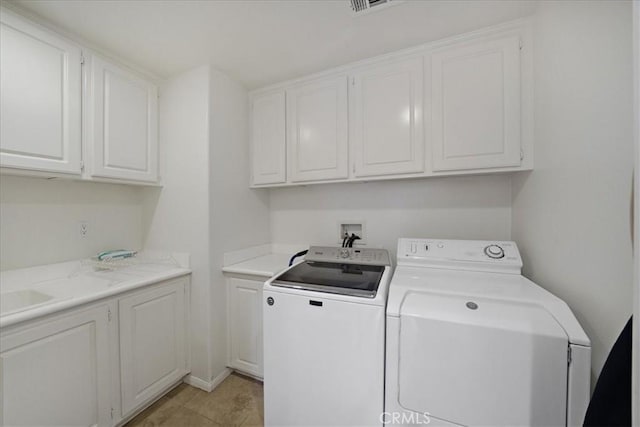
left=386, top=238, right=591, bottom=427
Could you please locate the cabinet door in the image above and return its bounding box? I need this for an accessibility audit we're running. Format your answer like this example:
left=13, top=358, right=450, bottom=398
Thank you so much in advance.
left=0, top=9, right=81, bottom=174
left=352, top=57, right=424, bottom=177
left=287, top=76, right=348, bottom=182
left=228, top=278, right=263, bottom=377
left=431, top=36, right=521, bottom=171
left=119, top=279, right=187, bottom=416
left=0, top=305, right=111, bottom=427
left=86, top=55, right=158, bottom=182
left=251, top=91, right=286, bottom=185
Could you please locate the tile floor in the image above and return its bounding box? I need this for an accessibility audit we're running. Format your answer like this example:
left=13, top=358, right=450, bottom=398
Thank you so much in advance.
left=125, top=373, right=264, bottom=427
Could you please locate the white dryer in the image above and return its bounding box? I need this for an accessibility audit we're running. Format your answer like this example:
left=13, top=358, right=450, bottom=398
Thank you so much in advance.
left=385, top=238, right=591, bottom=427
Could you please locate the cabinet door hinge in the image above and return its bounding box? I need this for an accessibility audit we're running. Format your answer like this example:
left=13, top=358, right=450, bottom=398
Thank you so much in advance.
left=520, top=149, right=524, bottom=161
left=352, top=163, right=356, bottom=173
left=110, top=408, right=114, bottom=420
left=107, top=308, right=112, bottom=322
left=80, top=53, right=85, bottom=65
left=519, top=39, right=523, bottom=50
left=80, top=160, right=85, bottom=171
left=351, top=76, right=355, bottom=86
left=567, top=346, right=572, bottom=366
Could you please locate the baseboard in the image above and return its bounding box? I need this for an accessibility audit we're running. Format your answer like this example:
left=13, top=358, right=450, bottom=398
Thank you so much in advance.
left=184, top=368, right=232, bottom=392
left=211, top=367, right=233, bottom=389
left=233, top=370, right=264, bottom=382
left=184, top=375, right=213, bottom=392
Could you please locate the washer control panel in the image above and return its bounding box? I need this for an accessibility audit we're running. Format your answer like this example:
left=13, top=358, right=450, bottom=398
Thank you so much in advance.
left=397, top=238, right=522, bottom=274
left=306, top=246, right=391, bottom=266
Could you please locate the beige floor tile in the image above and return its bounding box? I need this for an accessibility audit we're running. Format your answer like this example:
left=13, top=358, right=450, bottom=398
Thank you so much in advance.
left=239, top=402, right=264, bottom=427
left=141, top=406, right=219, bottom=427
left=125, top=373, right=263, bottom=427
left=126, top=396, right=175, bottom=427
left=166, top=382, right=204, bottom=406
left=184, top=387, right=250, bottom=424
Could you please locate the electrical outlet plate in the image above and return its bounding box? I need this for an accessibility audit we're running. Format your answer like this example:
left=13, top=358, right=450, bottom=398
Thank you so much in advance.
left=79, top=220, right=88, bottom=238
left=338, top=221, right=366, bottom=245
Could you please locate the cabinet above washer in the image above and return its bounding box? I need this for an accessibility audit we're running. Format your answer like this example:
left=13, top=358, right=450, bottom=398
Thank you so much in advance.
left=287, top=75, right=349, bottom=183
left=249, top=19, right=533, bottom=188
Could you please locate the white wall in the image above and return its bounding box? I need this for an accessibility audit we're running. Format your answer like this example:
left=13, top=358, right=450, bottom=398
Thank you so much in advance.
left=0, top=175, right=143, bottom=270
left=633, top=1, right=640, bottom=422
left=143, top=66, right=212, bottom=384
left=142, top=64, right=271, bottom=387
left=208, top=67, right=270, bottom=377
left=512, top=0, right=634, bottom=379
left=269, top=174, right=512, bottom=257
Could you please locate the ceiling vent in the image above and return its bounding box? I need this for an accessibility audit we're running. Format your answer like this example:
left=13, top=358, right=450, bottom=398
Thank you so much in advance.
left=349, top=0, right=403, bottom=15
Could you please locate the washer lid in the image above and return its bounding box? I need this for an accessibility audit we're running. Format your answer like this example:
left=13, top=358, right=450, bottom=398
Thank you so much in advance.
left=398, top=291, right=569, bottom=426
left=271, top=261, right=385, bottom=298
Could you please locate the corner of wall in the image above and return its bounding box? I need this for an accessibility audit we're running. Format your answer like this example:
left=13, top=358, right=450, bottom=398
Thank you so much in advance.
left=207, top=65, right=271, bottom=380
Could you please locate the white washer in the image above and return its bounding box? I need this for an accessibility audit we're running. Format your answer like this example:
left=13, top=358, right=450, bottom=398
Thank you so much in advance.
left=264, top=246, right=392, bottom=426
left=385, top=238, right=591, bottom=427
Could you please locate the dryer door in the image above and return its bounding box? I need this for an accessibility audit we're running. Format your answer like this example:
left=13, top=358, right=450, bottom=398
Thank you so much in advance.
left=398, top=291, right=569, bottom=426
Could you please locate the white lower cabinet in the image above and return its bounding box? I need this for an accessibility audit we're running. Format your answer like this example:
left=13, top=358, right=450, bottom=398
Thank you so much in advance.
left=119, top=279, right=188, bottom=417
left=0, top=275, right=190, bottom=427
left=227, top=277, right=263, bottom=378
left=0, top=304, right=112, bottom=427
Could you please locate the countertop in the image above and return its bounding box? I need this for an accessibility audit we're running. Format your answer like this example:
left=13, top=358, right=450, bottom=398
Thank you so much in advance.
left=222, top=253, right=295, bottom=278
left=1, top=254, right=191, bottom=329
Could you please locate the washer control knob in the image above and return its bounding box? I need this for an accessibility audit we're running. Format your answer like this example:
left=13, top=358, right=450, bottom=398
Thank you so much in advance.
left=484, top=244, right=505, bottom=259
left=340, top=249, right=350, bottom=259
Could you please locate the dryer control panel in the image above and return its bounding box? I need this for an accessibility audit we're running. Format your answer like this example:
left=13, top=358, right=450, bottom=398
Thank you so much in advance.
left=397, top=238, right=522, bottom=274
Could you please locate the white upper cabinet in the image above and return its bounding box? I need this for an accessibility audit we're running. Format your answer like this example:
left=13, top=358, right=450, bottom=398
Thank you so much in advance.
left=351, top=57, right=424, bottom=177
left=0, top=9, right=160, bottom=185
left=287, top=76, right=348, bottom=182
left=248, top=21, right=531, bottom=187
left=251, top=91, right=286, bottom=185
left=0, top=8, right=82, bottom=174
left=85, top=55, right=159, bottom=183
left=431, top=36, right=522, bottom=172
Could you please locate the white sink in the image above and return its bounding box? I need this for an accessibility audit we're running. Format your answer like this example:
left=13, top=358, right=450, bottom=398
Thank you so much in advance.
left=1, top=289, right=54, bottom=315
left=42, top=275, right=114, bottom=294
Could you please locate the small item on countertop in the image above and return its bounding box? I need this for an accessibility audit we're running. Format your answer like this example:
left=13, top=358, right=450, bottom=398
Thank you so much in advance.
left=97, top=249, right=137, bottom=261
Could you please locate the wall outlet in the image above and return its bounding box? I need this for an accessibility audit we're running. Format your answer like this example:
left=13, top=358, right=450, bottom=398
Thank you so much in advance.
left=78, top=221, right=89, bottom=238
left=339, top=221, right=366, bottom=245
